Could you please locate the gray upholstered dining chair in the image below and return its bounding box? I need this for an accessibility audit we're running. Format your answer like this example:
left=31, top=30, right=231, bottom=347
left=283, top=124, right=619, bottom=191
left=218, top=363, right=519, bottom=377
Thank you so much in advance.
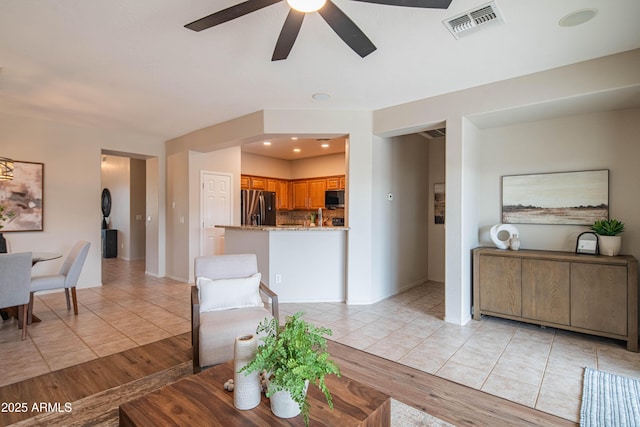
left=29, top=241, right=90, bottom=323
left=192, top=253, right=279, bottom=373
left=0, top=252, right=33, bottom=340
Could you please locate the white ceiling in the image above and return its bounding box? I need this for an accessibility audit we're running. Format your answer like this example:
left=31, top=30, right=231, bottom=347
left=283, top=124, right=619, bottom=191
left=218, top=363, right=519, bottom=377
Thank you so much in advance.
left=1, top=0, right=639, bottom=143
left=242, top=136, right=346, bottom=160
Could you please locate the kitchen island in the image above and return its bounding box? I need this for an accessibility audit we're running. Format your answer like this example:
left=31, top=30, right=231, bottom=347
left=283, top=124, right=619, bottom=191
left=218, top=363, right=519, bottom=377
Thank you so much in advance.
left=217, top=225, right=347, bottom=303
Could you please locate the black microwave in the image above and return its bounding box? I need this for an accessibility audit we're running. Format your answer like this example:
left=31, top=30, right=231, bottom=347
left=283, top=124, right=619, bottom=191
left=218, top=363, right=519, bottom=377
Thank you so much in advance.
left=325, top=190, right=345, bottom=209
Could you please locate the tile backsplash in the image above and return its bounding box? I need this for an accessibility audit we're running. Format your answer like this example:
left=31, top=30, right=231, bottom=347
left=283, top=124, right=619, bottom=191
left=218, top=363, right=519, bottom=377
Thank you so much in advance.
left=277, top=208, right=344, bottom=226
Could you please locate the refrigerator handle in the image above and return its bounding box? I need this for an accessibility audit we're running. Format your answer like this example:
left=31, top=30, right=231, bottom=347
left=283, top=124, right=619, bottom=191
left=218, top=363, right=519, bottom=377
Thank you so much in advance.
left=260, top=193, right=265, bottom=225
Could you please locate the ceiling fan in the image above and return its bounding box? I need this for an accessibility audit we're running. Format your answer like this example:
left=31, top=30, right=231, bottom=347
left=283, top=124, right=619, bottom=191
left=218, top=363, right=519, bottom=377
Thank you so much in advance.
left=185, top=0, right=453, bottom=61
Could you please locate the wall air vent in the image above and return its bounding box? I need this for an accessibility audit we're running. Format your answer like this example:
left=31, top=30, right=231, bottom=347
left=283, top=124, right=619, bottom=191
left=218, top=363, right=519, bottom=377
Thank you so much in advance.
left=443, top=1, right=504, bottom=39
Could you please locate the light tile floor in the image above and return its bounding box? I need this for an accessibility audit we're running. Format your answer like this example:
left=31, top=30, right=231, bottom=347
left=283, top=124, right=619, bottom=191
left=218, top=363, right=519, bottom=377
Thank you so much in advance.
left=2, top=258, right=639, bottom=423
left=280, top=283, right=640, bottom=423
left=0, top=259, right=192, bottom=386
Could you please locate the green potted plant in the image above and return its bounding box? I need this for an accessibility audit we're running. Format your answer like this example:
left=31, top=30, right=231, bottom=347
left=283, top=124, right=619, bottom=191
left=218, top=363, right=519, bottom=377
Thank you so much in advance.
left=590, top=218, right=625, bottom=256
left=240, top=312, right=340, bottom=426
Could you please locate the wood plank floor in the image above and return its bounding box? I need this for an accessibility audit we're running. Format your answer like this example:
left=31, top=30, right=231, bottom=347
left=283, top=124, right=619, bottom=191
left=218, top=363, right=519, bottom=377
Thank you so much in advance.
left=0, top=333, right=191, bottom=426
left=0, top=331, right=575, bottom=427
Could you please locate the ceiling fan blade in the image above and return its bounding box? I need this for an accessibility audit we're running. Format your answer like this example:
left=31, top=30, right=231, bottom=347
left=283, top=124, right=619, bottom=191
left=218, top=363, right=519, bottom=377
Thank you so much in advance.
left=350, top=0, right=452, bottom=8
left=272, top=9, right=305, bottom=61
left=185, top=0, right=283, bottom=32
left=318, top=0, right=376, bottom=58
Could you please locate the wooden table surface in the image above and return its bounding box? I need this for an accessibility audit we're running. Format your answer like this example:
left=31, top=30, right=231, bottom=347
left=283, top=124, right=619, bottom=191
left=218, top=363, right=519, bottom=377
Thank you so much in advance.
left=119, top=361, right=390, bottom=426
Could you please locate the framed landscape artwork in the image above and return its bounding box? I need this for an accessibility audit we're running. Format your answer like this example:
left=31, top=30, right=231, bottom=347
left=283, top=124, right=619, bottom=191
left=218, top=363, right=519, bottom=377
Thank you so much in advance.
left=502, top=169, right=608, bottom=225
left=0, top=161, right=44, bottom=231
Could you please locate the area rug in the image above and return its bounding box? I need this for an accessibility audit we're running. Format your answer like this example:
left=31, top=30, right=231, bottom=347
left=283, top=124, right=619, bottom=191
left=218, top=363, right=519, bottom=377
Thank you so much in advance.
left=11, top=361, right=452, bottom=426
left=581, top=367, right=640, bottom=427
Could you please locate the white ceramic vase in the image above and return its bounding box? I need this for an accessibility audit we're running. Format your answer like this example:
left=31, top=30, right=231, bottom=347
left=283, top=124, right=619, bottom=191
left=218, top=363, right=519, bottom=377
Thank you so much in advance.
left=233, top=335, right=261, bottom=410
left=598, top=235, right=621, bottom=256
left=269, top=381, right=308, bottom=418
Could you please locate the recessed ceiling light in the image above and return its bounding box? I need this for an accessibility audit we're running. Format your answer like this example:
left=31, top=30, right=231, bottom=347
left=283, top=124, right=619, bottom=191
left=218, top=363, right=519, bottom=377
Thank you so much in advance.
left=291, top=137, right=298, bottom=140
left=263, top=141, right=271, bottom=145
left=558, top=8, right=598, bottom=27
left=312, top=93, right=331, bottom=101
left=321, top=144, right=329, bottom=148
left=293, top=148, right=301, bottom=153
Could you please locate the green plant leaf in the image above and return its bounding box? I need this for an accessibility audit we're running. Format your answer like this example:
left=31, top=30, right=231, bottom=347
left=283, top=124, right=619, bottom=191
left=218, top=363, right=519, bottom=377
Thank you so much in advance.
left=240, top=312, right=340, bottom=426
left=590, top=218, right=625, bottom=236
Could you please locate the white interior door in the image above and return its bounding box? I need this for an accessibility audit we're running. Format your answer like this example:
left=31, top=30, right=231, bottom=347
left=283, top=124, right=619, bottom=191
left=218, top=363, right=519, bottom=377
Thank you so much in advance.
left=201, top=171, right=232, bottom=256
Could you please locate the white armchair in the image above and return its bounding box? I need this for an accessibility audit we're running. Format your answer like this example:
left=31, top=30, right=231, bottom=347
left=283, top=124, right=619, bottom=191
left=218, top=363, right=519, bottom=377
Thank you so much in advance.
left=191, top=254, right=279, bottom=373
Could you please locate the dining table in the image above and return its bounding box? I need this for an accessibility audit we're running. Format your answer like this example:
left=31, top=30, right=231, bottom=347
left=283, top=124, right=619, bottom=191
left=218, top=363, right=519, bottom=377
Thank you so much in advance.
left=0, top=251, right=63, bottom=322
left=32, top=251, right=63, bottom=266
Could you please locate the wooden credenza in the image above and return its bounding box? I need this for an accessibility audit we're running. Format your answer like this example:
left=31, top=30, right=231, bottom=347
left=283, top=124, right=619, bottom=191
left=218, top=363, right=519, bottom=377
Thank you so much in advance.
left=472, top=247, right=638, bottom=351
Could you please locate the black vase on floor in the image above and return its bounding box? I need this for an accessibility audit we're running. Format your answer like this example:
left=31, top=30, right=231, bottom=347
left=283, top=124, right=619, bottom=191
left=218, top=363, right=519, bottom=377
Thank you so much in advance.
left=0, top=233, right=6, bottom=253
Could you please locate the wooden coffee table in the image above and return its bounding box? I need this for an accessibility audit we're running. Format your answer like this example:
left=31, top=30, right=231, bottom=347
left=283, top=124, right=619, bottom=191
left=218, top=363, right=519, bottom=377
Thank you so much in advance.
left=119, top=361, right=390, bottom=426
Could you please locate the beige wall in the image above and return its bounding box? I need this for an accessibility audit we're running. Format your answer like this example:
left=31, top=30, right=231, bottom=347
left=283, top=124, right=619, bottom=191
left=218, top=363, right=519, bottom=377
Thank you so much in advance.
left=475, top=109, right=640, bottom=260
left=0, top=112, right=164, bottom=287
left=372, top=133, right=430, bottom=301
left=241, top=152, right=291, bottom=179
left=241, top=151, right=346, bottom=179
left=188, top=147, right=242, bottom=282
left=130, top=158, right=146, bottom=260
left=373, top=49, right=640, bottom=324
left=165, top=109, right=376, bottom=296
left=101, top=155, right=130, bottom=258
left=289, top=153, right=346, bottom=179
left=428, top=137, right=446, bottom=282
left=100, top=156, right=146, bottom=261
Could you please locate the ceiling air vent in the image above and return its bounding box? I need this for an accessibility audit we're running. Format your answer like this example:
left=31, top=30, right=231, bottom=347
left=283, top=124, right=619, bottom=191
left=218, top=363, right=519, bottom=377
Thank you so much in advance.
left=443, top=1, right=504, bottom=39
left=420, top=128, right=446, bottom=139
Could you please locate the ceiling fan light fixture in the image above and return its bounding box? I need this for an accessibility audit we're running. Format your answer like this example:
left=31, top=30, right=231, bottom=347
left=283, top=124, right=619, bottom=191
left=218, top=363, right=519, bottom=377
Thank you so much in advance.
left=287, top=0, right=326, bottom=13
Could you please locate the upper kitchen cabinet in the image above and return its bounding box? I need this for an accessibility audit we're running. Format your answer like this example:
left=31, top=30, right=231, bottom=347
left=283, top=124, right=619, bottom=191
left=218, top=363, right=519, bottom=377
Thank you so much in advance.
left=292, top=178, right=327, bottom=209
left=292, top=180, right=308, bottom=210
left=309, top=179, right=327, bottom=208
left=250, top=176, right=266, bottom=189
left=277, top=180, right=289, bottom=210
left=242, top=174, right=291, bottom=210
left=243, top=174, right=343, bottom=210
left=326, top=175, right=345, bottom=190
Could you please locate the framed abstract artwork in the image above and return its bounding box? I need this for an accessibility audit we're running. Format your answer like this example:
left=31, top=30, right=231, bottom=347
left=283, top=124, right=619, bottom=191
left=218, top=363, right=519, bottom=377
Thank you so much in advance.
left=0, top=161, right=44, bottom=231
left=502, top=169, right=608, bottom=225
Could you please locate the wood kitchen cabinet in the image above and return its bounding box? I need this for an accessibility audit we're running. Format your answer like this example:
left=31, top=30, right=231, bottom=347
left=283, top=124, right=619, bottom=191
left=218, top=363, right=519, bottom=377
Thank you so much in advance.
left=292, top=178, right=327, bottom=209
left=240, top=176, right=249, bottom=189
left=242, top=174, right=343, bottom=210
left=292, top=180, right=309, bottom=210
left=472, top=247, right=638, bottom=351
left=326, top=175, right=346, bottom=190
left=250, top=176, right=265, bottom=189
left=277, top=180, right=289, bottom=210
left=308, top=178, right=327, bottom=208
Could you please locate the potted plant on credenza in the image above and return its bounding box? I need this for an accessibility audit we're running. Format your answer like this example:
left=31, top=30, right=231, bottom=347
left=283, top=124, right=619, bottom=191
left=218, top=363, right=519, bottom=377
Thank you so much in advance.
left=591, top=218, right=625, bottom=256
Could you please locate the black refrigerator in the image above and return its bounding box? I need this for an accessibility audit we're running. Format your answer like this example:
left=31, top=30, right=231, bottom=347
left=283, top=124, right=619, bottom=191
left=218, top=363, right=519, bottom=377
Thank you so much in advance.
left=241, top=189, right=276, bottom=226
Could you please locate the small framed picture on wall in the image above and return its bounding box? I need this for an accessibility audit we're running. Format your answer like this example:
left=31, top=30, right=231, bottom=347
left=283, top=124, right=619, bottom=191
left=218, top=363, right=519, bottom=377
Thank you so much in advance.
left=434, top=183, right=445, bottom=224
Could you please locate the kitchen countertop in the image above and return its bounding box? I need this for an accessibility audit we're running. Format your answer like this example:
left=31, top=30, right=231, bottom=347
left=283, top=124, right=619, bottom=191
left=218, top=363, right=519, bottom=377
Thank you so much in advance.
left=216, top=225, right=349, bottom=231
